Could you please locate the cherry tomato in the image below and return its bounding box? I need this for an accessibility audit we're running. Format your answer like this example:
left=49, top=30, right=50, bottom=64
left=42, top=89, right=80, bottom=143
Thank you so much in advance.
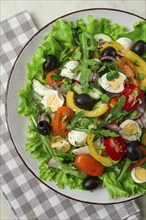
left=120, top=84, right=143, bottom=111
left=74, top=154, right=104, bottom=176
left=46, top=70, right=63, bottom=87
left=52, top=106, right=74, bottom=135
left=104, top=137, right=126, bottom=161
left=109, top=97, right=118, bottom=111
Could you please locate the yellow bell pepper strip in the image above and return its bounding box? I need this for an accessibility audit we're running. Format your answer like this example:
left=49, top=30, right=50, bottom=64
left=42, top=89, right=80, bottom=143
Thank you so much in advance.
left=66, top=90, right=108, bottom=117
left=87, top=133, right=113, bottom=167
left=140, top=78, right=146, bottom=91
left=135, top=66, right=146, bottom=77
left=101, top=41, right=124, bottom=52
left=124, top=50, right=146, bottom=72
left=135, top=66, right=146, bottom=90
left=122, top=50, right=146, bottom=90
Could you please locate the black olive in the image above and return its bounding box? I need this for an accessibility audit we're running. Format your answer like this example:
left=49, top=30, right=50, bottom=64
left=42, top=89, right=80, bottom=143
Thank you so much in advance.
left=37, top=120, right=51, bottom=135
left=83, top=176, right=100, bottom=190
left=132, top=40, right=146, bottom=56
left=126, top=143, right=142, bottom=161
left=43, top=54, right=57, bottom=72
left=101, top=46, right=117, bottom=61
left=75, top=94, right=94, bottom=110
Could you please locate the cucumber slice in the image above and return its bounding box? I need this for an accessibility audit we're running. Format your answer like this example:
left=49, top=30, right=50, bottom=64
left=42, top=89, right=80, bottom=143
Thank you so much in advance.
left=73, top=83, right=102, bottom=100
left=89, top=88, right=102, bottom=100
left=72, top=83, right=82, bottom=94
left=92, top=101, right=102, bottom=110
left=32, top=79, right=51, bottom=96
left=94, top=33, right=112, bottom=42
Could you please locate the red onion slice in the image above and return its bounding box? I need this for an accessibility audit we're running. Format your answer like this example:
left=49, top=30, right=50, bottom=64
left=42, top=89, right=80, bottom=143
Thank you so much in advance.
left=99, top=137, right=105, bottom=145
left=132, top=112, right=144, bottom=120
left=106, top=91, right=121, bottom=98
left=106, top=123, right=120, bottom=131
left=51, top=82, right=58, bottom=90
left=134, top=97, right=146, bottom=127
left=73, top=79, right=80, bottom=84
left=90, top=71, right=99, bottom=83
left=101, top=56, right=117, bottom=62
left=141, top=111, right=146, bottom=128
left=117, top=52, right=124, bottom=57
left=98, top=39, right=105, bottom=49
left=52, top=82, right=66, bottom=98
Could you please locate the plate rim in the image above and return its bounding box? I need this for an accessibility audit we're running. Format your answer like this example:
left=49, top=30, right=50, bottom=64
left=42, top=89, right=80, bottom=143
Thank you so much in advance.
left=5, top=8, right=144, bottom=204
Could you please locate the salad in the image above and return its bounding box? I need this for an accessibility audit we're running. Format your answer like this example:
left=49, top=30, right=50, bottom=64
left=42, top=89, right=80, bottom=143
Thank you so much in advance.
left=18, top=16, right=146, bottom=200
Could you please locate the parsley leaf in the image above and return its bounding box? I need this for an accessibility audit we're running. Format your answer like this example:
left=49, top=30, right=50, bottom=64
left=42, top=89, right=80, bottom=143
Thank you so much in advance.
left=106, top=71, right=119, bottom=81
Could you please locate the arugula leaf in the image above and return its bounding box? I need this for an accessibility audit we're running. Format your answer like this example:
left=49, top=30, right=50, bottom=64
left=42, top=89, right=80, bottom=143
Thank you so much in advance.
left=118, top=158, right=131, bottom=181
left=97, top=96, right=127, bottom=128
left=78, top=117, right=93, bottom=128
left=67, top=111, right=85, bottom=130
left=92, top=129, right=119, bottom=137
left=61, top=78, right=74, bottom=90
left=78, top=31, right=98, bottom=91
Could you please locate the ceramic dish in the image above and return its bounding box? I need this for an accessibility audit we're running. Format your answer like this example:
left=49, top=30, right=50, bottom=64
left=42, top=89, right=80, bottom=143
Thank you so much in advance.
left=6, top=8, right=144, bottom=204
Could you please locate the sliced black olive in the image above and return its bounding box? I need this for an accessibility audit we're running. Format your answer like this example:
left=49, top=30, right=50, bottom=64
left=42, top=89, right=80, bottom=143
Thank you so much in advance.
left=75, top=94, right=94, bottom=110
left=132, top=40, right=146, bottom=56
left=101, top=46, right=117, bottom=61
left=126, top=143, right=142, bottom=161
left=43, top=54, right=57, bottom=72
left=83, top=176, right=100, bottom=190
left=37, top=120, right=51, bottom=135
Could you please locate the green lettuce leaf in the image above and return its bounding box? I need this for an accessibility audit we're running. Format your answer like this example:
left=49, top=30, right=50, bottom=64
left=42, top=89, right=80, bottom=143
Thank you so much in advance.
left=26, top=116, right=52, bottom=162
left=86, top=16, right=127, bottom=40
left=27, top=48, right=46, bottom=83
left=101, top=170, right=146, bottom=200
left=51, top=19, right=75, bottom=48
left=122, top=171, right=146, bottom=195
left=18, top=82, right=43, bottom=116
left=125, top=20, right=146, bottom=42
left=101, top=172, right=128, bottom=200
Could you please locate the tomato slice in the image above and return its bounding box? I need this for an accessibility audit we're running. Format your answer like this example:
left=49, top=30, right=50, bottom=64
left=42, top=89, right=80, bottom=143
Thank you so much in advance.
left=120, top=84, right=143, bottom=111
left=104, top=137, right=126, bottom=161
left=74, top=154, right=104, bottom=176
left=46, top=70, right=63, bottom=87
left=52, top=106, right=74, bottom=135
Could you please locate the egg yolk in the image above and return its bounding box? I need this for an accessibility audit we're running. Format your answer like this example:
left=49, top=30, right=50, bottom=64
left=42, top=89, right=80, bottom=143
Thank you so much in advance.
left=135, top=168, right=146, bottom=182
left=107, top=75, right=122, bottom=89
left=122, top=122, right=137, bottom=136
left=46, top=94, right=60, bottom=111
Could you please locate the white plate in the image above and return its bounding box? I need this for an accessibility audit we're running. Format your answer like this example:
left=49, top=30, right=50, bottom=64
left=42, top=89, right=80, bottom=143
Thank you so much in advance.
left=6, top=8, right=144, bottom=204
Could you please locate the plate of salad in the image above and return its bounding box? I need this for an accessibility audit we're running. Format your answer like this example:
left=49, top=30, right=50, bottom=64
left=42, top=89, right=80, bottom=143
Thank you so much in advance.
left=6, top=8, right=146, bottom=204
